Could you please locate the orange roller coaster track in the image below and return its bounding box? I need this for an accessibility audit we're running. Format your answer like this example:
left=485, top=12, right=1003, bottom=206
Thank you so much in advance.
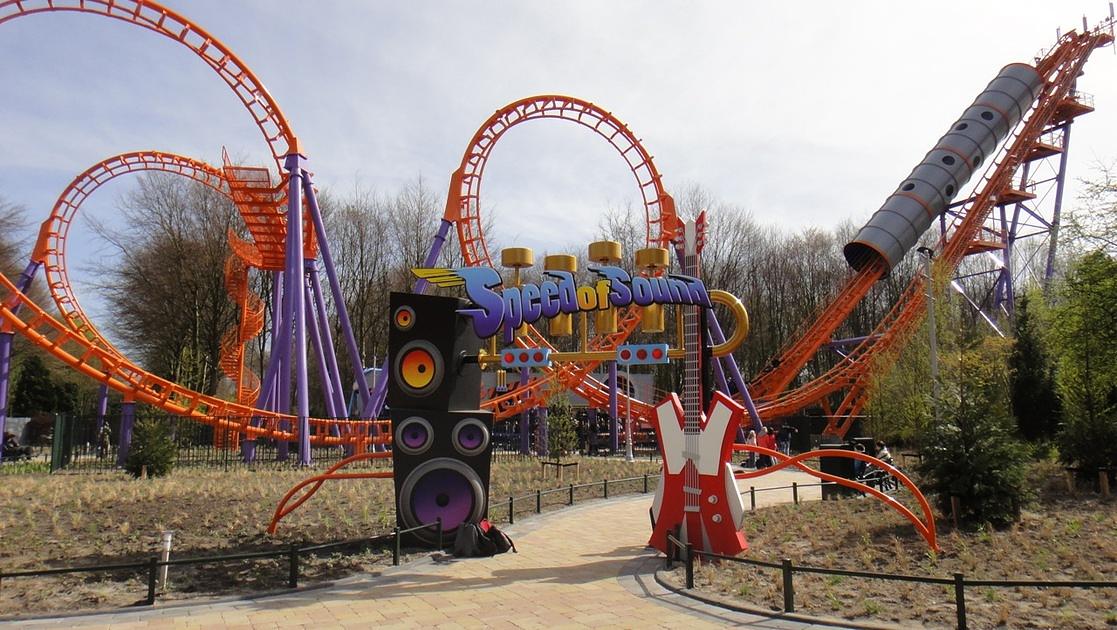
left=32, top=151, right=268, bottom=416
left=0, top=0, right=299, bottom=168
left=444, top=95, right=677, bottom=423
left=10, top=149, right=387, bottom=448
left=750, top=23, right=1113, bottom=437
left=0, top=267, right=389, bottom=446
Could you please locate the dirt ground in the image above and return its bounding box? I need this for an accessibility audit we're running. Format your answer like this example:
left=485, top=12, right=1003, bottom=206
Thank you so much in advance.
left=664, top=472, right=1117, bottom=629
left=0, top=455, right=660, bottom=618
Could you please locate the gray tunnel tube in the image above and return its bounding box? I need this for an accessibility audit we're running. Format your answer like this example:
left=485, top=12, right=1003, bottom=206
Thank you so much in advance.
left=843, top=63, right=1044, bottom=272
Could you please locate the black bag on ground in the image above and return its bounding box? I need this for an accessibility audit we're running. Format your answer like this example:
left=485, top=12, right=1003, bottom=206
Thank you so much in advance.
left=486, top=524, right=516, bottom=554
left=452, top=523, right=496, bottom=557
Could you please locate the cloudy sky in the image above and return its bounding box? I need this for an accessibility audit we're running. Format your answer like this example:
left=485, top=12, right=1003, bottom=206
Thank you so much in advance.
left=1, top=1, right=1115, bottom=328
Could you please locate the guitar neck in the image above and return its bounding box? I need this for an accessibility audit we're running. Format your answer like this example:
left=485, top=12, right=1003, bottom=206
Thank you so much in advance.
left=682, top=251, right=701, bottom=435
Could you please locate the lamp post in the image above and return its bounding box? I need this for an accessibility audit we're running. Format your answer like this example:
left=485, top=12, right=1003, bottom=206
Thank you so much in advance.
left=625, top=362, right=634, bottom=463
left=917, top=246, right=941, bottom=424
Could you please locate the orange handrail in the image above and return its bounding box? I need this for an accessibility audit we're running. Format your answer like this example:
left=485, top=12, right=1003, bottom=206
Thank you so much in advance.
left=734, top=446, right=938, bottom=551
left=268, top=451, right=394, bottom=535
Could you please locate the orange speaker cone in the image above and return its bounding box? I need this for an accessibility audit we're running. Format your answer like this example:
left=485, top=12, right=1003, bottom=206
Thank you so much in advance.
left=394, top=306, right=416, bottom=331
left=400, top=346, right=437, bottom=390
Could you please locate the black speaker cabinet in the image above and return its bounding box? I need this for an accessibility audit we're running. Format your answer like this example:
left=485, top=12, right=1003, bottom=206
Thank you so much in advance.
left=388, top=292, right=482, bottom=412
left=391, top=408, right=493, bottom=544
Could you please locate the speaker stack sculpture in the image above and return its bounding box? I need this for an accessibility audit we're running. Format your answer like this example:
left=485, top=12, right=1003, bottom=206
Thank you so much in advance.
left=388, top=292, right=492, bottom=545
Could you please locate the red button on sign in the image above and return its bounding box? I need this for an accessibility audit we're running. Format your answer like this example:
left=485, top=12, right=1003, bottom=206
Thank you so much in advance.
left=636, top=349, right=648, bottom=360
left=652, top=347, right=664, bottom=360
left=534, top=351, right=544, bottom=362
left=620, top=349, right=631, bottom=360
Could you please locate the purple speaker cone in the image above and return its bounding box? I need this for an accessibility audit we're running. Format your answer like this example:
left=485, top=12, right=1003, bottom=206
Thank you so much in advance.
left=409, top=467, right=477, bottom=531
left=457, top=424, right=484, bottom=450
left=401, top=423, right=429, bottom=451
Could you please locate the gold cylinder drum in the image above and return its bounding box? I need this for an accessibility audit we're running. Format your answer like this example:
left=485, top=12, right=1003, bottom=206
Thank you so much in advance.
left=594, top=308, right=617, bottom=335
left=501, top=247, right=535, bottom=270
left=635, top=246, right=670, bottom=333
left=544, top=254, right=577, bottom=337
left=641, top=303, right=665, bottom=333
left=588, top=242, right=621, bottom=335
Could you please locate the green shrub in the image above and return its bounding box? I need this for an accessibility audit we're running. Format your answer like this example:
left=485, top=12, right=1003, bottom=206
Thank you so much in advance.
left=546, top=394, right=578, bottom=462
left=124, top=418, right=175, bottom=478
left=917, top=338, right=1030, bottom=529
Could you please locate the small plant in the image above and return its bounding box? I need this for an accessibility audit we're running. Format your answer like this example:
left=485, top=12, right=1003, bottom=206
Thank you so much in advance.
left=545, top=393, right=578, bottom=462
left=123, top=418, right=176, bottom=478
left=863, top=599, right=882, bottom=615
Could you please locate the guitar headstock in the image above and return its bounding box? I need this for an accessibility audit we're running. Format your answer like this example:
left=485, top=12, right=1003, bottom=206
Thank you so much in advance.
left=674, top=210, right=708, bottom=258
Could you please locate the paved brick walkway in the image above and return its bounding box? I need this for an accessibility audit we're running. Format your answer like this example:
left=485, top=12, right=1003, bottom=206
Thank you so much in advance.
left=11, top=469, right=852, bottom=629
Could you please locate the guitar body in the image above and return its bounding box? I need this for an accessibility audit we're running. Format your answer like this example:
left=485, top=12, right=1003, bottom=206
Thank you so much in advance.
left=648, top=213, right=747, bottom=556
left=649, top=391, right=748, bottom=555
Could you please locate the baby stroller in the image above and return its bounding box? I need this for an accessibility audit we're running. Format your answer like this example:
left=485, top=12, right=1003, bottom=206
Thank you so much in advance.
left=857, top=461, right=899, bottom=492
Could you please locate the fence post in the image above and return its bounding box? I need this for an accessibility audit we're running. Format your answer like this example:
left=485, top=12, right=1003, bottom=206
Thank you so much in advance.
left=684, top=543, right=695, bottom=589
left=604, top=478, right=609, bottom=499
left=643, top=473, right=649, bottom=494
left=536, top=489, right=542, bottom=513
left=509, top=496, right=515, bottom=524
left=1100, top=469, right=1111, bottom=498
left=568, top=483, right=574, bottom=506
left=393, top=527, right=401, bottom=566
left=750, top=486, right=756, bottom=511
left=437, top=518, right=443, bottom=549
left=781, top=558, right=794, bottom=613
left=288, top=545, right=299, bottom=588
left=951, top=496, right=961, bottom=530
left=146, top=556, right=158, bottom=605
left=954, top=572, right=967, bottom=630
left=792, top=482, right=799, bottom=505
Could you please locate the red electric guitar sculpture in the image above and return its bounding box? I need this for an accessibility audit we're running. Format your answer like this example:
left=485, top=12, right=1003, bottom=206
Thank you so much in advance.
left=649, top=213, right=748, bottom=556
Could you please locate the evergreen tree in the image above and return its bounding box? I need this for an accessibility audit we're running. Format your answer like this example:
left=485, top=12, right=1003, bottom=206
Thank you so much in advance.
left=918, top=337, right=1030, bottom=528
left=124, top=418, right=176, bottom=478
left=1048, top=251, right=1117, bottom=474
left=546, top=393, right=579, bottom=462
left=1008, top=294, right=1061, bottom=441
left=11, top=354, right=56, bottom=416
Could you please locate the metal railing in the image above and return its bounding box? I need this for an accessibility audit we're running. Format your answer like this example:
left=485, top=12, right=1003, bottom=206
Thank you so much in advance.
left=664, top=529, right=1117, bottom=630
left=0, top=474, right=662, bottom=610
left=0, top=518, right=442, bottom=607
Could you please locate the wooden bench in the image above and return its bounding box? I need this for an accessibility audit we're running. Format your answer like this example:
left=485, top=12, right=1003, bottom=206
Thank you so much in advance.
left=541, top=460, right=579, bottom=481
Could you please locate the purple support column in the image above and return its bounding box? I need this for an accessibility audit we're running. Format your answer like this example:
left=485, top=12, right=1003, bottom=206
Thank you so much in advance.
left=538, top=406, right=549, bottom=457
left=0, top=332, right=12, bottom=463
left=304, top=176, right=372, bottom=417
left=1044, top=123, right=1074, bottom=287
left=608, top=362, right=619, bottom=453
left=285, top=153, right=311, bottom=466
left=303, top=280, right=338, bottom=420
left=0, top=260, right=43, bottom=462
left=706, top=308, right=764, bottom=432
left=94, top=383, right=108, bottom=435
left=308, top=269, right=348, bottom=417
left=519, top=370, right=531, bottom=455
left=115, top=399, right=136, bottom=467
left=361, top=219, right=455, bottom=420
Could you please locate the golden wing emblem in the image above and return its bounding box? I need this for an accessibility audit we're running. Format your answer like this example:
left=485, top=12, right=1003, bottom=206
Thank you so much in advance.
left=411, top=267, right=465, bottom=288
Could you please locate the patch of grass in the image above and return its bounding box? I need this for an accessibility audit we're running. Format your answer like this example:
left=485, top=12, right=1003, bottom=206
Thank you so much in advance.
left=685, top=473, right=1117, bottom=630
left=0, top=455, right=660, bottom=617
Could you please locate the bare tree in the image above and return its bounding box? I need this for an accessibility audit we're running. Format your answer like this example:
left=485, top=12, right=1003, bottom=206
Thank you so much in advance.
left=88, top=174, right=238, bottom=395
